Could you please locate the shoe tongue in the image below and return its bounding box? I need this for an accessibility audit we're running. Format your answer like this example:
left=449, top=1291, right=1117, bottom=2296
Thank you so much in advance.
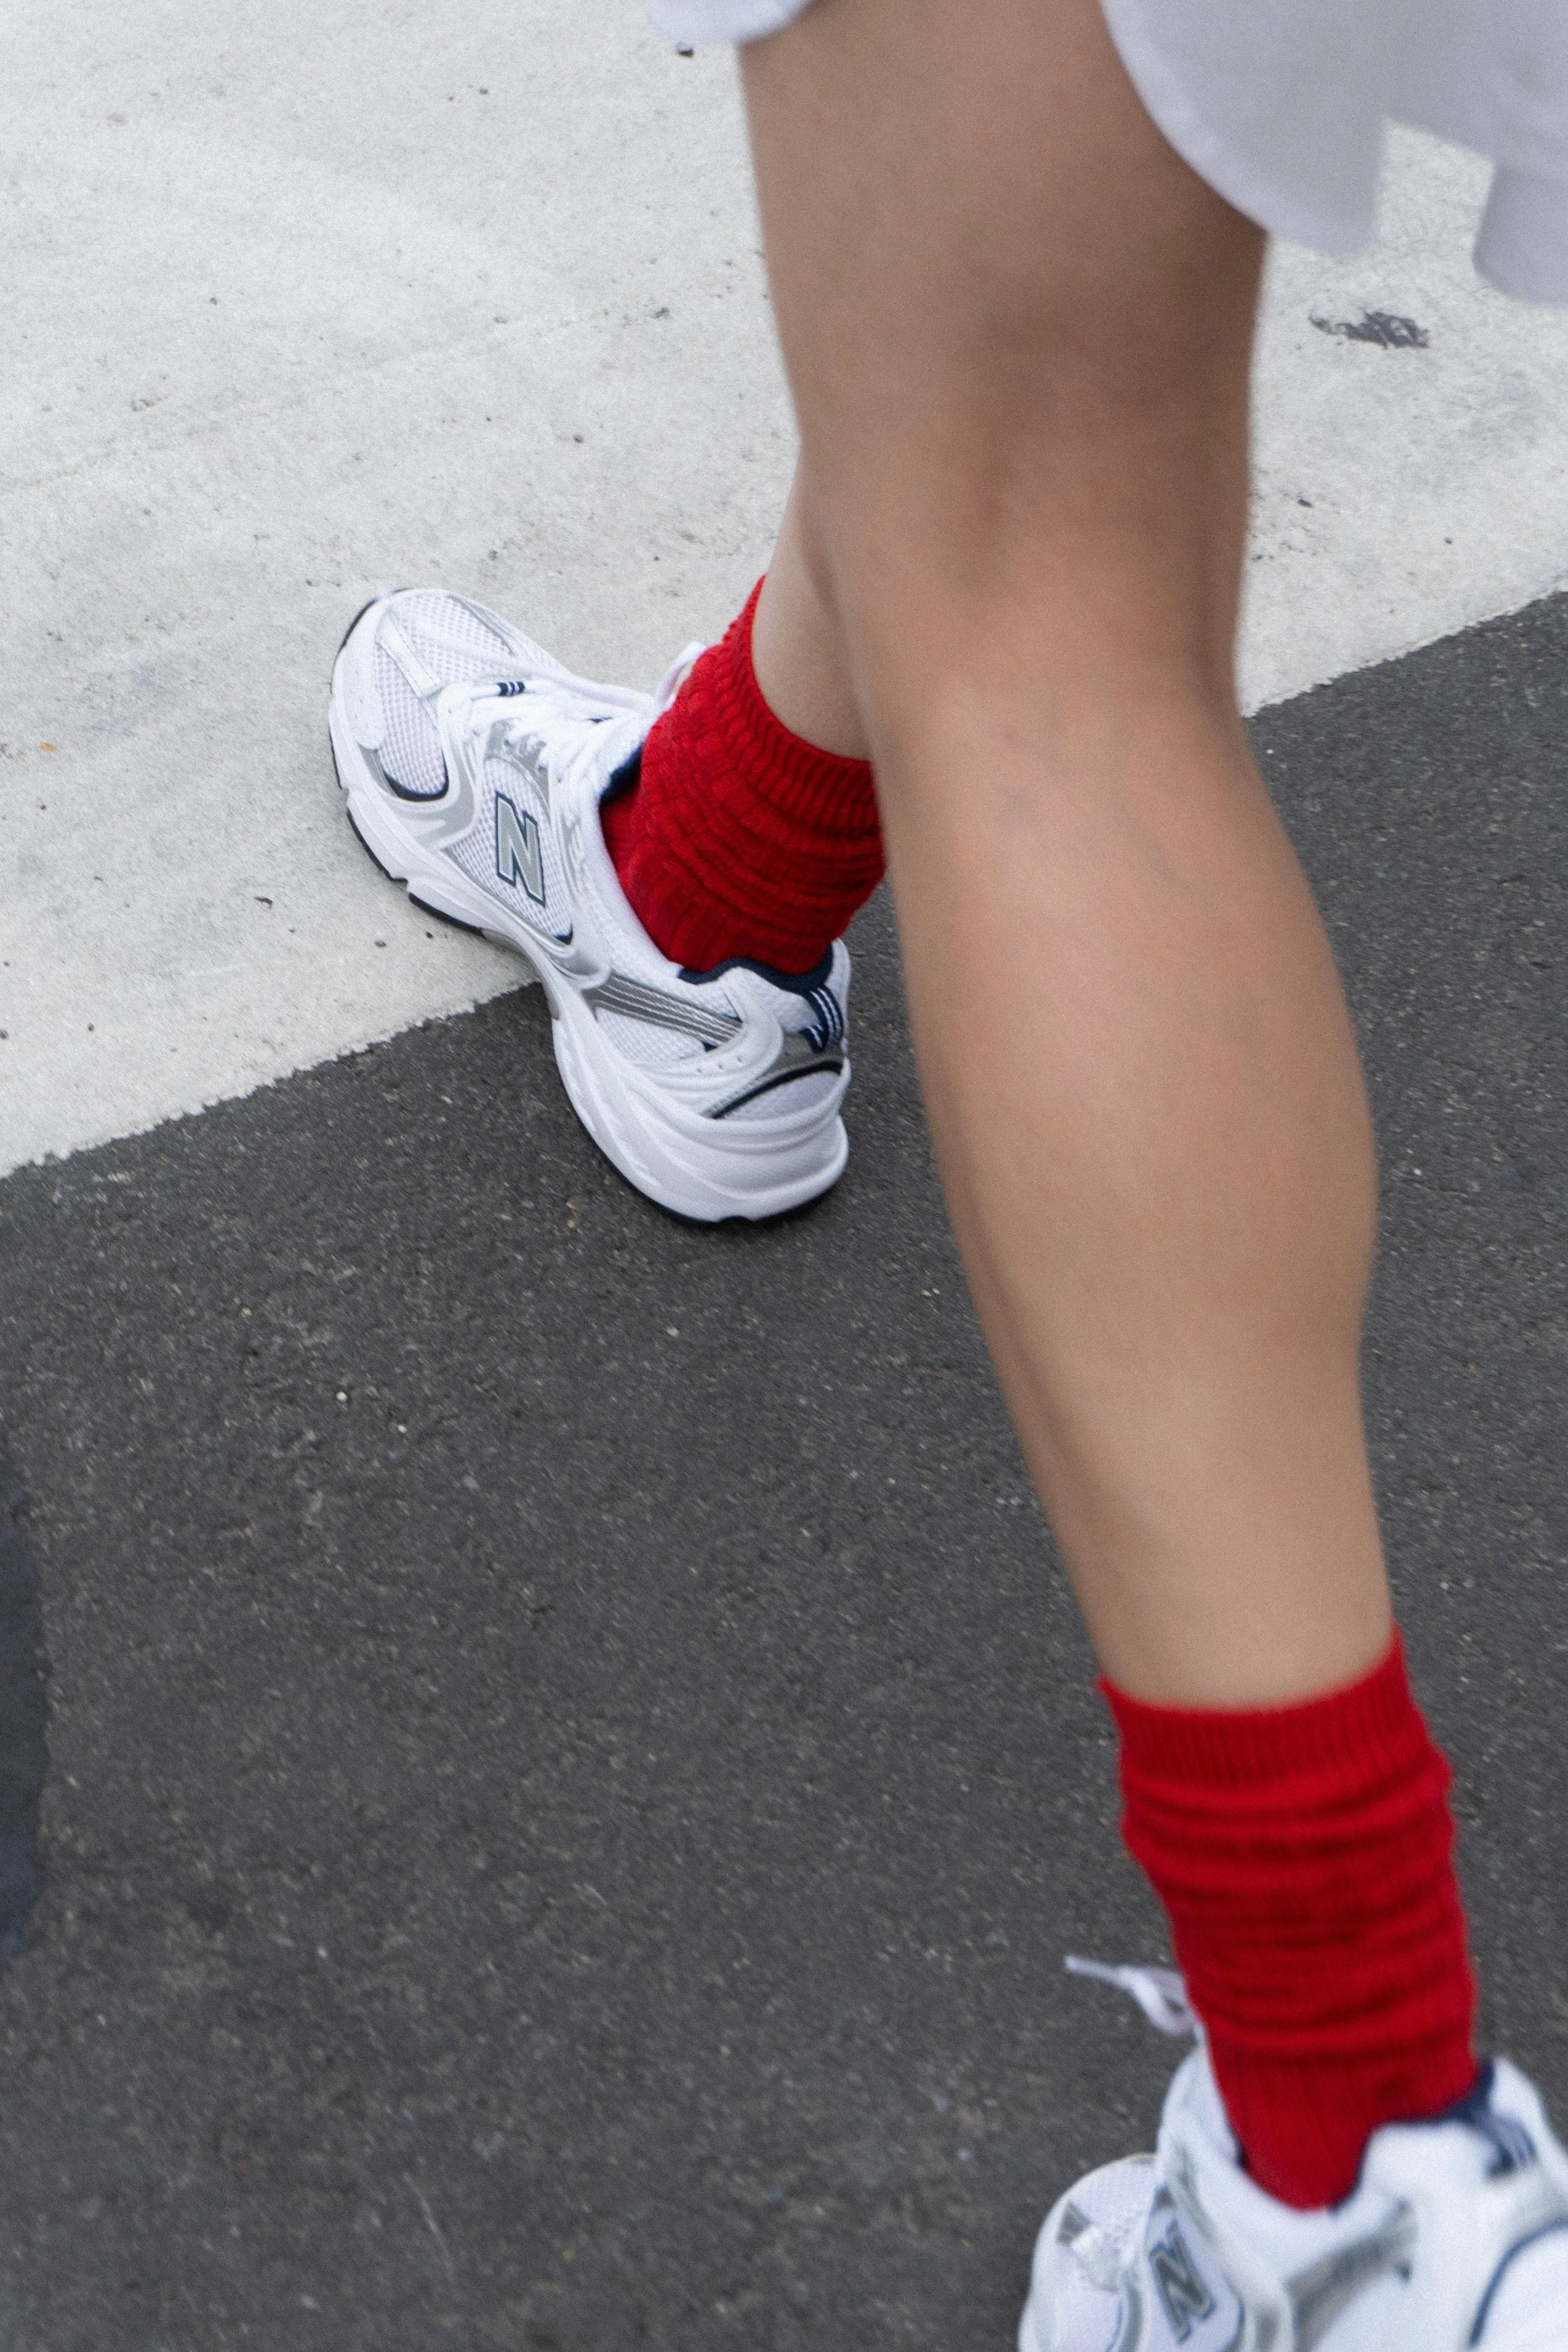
left=480, top=683, right=646, bottom=791
left=1186, top=2048, right=1239, bottom=2160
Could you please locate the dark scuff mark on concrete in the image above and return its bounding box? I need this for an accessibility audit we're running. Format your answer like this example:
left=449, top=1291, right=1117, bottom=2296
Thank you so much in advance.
left=0, top=1437, right=47, bottom=1958
left=1312, top=309, right=1431, bottom=350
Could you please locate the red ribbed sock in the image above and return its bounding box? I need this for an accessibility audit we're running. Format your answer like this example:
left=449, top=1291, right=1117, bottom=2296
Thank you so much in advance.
left=1105, top=1636, right=1478, bottom=2209
left=603, top=580, right=883, bottom=975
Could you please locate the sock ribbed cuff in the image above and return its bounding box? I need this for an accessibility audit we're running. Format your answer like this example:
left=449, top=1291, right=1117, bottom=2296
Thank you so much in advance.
left=1104, top=1635, right=1425, bottom=1790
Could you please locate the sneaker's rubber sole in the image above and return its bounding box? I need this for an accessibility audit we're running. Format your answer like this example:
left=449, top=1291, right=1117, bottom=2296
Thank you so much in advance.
left=327, top=668, right=849, bottom=1223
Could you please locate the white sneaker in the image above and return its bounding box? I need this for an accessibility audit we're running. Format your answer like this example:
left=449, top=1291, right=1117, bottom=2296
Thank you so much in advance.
left=1022, top=1976, right=1568, bottom=2351
left=328, top=590, right=851, bottom=1221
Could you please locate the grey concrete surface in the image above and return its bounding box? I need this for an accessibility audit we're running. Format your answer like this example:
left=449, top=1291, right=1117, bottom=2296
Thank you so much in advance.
left=4, top=0, right=1567, bottom=1181
left=1, top=596, right=1566, bottom=2348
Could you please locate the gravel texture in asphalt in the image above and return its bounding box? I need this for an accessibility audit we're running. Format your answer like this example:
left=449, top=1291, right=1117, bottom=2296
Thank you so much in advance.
left=1, top=595, right=1566, bottom=2348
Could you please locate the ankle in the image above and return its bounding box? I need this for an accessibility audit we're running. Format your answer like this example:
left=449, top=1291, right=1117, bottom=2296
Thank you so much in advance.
left=602, top=581, right=883, bottom=973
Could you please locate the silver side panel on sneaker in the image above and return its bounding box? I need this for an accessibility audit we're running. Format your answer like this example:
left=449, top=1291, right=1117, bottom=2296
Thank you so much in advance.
left=583, top=972, right=741, bottom=1048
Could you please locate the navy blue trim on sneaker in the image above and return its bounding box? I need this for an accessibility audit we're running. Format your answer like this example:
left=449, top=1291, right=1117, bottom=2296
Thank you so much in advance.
left=679, top=945, right=834, bottom=990
left=679, top=948, right=843, bottom=1053
left=1471, top=2218, right=1568, bottom=2343
left=1441, top=2062, right=1541, bottom=2178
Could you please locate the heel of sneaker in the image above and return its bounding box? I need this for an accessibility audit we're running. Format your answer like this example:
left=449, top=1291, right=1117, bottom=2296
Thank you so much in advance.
left=550, top=1005, right=849, bottom=1221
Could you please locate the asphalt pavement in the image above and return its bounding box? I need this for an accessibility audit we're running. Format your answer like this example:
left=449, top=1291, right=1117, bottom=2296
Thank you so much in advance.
left=2, top=595, right=1567, bottom=2349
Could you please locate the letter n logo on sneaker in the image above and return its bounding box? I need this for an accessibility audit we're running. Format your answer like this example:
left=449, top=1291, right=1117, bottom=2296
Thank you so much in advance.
left=495, top=792, right=545, bottom=906
left=1149, top=2219, right=1217, bottom=2341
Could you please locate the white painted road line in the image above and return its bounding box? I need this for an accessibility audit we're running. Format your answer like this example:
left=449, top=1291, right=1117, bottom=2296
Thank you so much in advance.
left=3, top=0, right=1566, bottom=1181
left=1248, top=130, right=1568, bottom=710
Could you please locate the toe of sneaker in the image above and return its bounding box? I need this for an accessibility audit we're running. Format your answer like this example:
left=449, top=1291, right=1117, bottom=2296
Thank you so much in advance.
left=333, top=599, right=394, bottom=751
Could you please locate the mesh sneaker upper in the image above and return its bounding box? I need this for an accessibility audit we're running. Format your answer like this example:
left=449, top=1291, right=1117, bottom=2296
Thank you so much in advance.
left=373, top=593, right=520, bottom=798
left=1043, top=2157, right=1161, bottom=2351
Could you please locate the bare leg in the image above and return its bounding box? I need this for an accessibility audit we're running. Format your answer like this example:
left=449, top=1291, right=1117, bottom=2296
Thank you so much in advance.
left=742, top=0, right=1391, bottom=1706
left=752, top=469, right=869, bottom=758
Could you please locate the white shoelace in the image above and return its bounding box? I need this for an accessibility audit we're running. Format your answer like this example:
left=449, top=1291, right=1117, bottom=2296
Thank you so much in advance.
left=1064, top=1955, right=1199, bottom=2039
left=488, top=639, right=705, bottom=807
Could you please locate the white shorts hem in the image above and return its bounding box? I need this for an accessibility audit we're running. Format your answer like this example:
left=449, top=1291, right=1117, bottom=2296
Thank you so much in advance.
left=650, top=0, right=810, bottom=43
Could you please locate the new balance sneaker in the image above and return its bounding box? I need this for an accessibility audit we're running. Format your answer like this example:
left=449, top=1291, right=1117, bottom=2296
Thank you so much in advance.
left=1022, top=2010, right=1568, bottom=2350
left=328, top=590, right=851, bottom=1221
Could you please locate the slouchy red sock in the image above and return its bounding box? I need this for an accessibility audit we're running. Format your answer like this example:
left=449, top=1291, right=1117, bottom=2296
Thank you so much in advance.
left=1105, top=1636, right=1478, bottom=2209
left=602, top=580, right=883, bottom=975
